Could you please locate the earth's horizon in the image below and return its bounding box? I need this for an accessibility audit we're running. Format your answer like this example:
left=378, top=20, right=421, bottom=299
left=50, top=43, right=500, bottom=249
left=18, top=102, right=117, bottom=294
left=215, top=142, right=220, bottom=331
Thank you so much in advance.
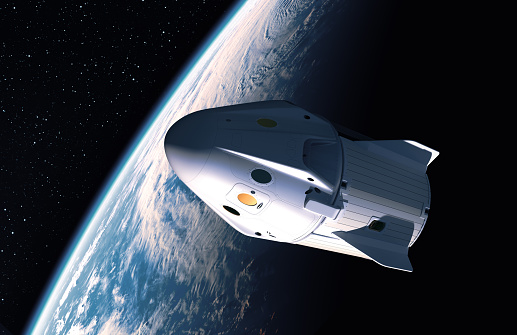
left=26, top=1, right=437, bottom=334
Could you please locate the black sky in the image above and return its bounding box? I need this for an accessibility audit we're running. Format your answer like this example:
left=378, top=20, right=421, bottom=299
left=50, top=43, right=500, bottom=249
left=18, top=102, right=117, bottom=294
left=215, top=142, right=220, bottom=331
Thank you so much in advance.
left=0, top=1, right=468, bottom=334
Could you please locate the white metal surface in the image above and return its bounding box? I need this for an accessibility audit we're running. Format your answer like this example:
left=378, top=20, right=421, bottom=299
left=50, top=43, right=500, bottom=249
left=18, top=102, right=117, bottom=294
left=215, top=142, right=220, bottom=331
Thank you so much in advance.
left=164, top=101, right=438, bottom=271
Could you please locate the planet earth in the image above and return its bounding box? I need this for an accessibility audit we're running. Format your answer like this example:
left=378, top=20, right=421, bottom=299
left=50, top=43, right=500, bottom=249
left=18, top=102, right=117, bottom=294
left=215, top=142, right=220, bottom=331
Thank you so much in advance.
left=27, top=1, right=429, bottom=334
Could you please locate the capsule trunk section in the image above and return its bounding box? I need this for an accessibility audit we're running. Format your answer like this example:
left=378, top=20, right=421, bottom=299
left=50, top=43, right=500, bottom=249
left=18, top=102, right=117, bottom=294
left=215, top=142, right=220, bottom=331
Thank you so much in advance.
left=164, top=101, right=438, bottom=272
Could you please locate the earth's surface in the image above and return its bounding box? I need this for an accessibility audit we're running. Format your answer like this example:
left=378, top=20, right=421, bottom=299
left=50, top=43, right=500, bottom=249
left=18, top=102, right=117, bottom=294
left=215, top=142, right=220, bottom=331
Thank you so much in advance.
left=28, top=1, right=399, bottom=334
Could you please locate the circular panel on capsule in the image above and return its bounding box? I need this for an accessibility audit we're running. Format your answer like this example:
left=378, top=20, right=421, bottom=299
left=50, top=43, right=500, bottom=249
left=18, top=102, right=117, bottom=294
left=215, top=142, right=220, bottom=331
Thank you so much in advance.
left=251, top=169, right=272, bottom=184
left=238, top=193, right=257, bottom=206
left=257, top=118, right=277, bottom=128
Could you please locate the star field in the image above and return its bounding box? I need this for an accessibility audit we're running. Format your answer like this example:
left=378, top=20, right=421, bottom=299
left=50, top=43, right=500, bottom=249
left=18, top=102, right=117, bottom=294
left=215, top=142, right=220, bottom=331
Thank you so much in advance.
left=0, top=1, right=238, bottom=333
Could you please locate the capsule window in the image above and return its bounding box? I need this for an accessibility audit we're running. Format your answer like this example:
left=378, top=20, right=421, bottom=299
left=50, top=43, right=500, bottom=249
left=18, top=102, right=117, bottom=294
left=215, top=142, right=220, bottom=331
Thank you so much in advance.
left=257, top=118, right=277, bottom=128
left=223, top=205, right=240, bottom=216
left=251, top=169, right=272, bottom=184
left=368, top=220, right=386, bottom=232
left=238, top=193, right=257, bottom=206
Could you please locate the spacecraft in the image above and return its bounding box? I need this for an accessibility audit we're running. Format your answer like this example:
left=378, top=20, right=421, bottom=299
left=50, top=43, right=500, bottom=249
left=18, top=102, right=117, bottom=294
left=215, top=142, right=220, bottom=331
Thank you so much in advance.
left=164, top=101, right=438, bottom=272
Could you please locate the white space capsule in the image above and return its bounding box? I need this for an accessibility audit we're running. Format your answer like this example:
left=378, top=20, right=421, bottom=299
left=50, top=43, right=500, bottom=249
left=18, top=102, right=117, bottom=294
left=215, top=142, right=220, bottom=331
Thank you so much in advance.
left=164, top=101, right=438, bottom=272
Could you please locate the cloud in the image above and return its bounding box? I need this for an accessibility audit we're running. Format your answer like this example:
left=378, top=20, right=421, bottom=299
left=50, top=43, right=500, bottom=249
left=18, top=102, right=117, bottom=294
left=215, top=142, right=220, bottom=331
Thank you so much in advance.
left=112, top=285, right=125, bottom=306
left=55, top=319, right=64, bottom=334
left=75, top=294, right=88, bottom=318
left=55, top=224, right=107, bottom=331
left=66, top=317, right=97, bottom=335
left=98, top=311, right=130, bottom=335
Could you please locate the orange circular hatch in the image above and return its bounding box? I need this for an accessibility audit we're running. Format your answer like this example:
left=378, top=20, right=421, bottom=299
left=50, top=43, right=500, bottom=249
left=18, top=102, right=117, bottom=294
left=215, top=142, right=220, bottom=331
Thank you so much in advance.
left=238, top=193, right=257, bottom=206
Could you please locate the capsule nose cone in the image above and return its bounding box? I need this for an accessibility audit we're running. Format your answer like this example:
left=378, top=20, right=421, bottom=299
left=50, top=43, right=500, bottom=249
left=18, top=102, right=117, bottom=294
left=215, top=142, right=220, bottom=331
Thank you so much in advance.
left=164, top=111, right=218, bottom=183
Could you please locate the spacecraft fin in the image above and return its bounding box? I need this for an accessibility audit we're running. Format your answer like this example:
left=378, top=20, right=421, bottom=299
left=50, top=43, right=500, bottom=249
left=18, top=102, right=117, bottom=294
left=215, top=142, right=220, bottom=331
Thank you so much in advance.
left=354, top=140, right=439, bottom=173
left=332, top=230, right=413, bottom=272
